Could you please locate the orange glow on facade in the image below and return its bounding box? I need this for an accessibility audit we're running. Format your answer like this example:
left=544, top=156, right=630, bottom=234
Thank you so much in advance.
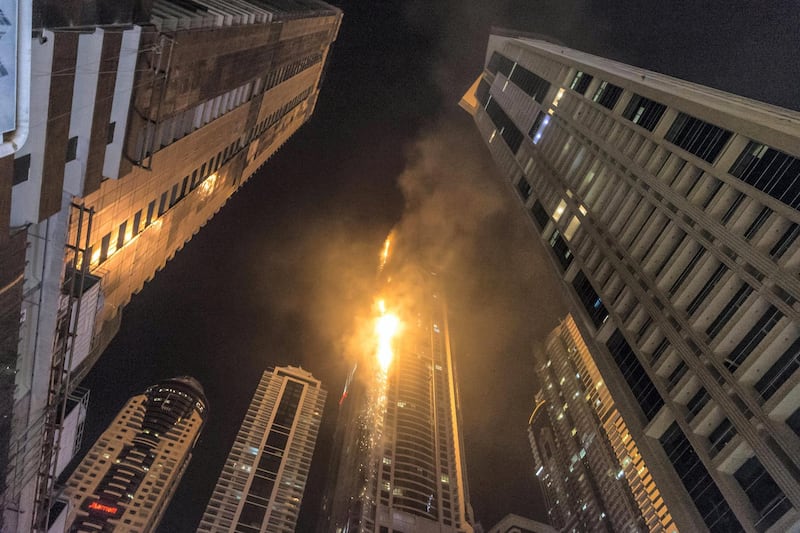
left=88, top=501, right=119, bottom=515
left=374, top=299, right=400, bottom=373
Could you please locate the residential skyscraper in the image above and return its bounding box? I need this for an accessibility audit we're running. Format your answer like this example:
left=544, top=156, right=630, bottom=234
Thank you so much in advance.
left=463, top=30, right=800, bottom=532
left=56, top=376, right=208, bottom=532
left=0, top=2, right=341, bottom=530
left=529, top=315, right=676, bottom=532
left=326, top=271, right=474, bottom=533
left=197, top=365, right=326, bottom=533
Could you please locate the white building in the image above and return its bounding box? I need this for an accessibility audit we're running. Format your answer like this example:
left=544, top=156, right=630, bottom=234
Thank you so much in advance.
left=57, top=376, right=208, bottom=532
left=463, top=30, right=800, bottom=533
left=197, top=366, right=326, bottom=533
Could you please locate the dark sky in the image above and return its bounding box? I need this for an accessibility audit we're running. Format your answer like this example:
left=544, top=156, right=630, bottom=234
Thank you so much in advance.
left=77, top=1, right=800, bottom=531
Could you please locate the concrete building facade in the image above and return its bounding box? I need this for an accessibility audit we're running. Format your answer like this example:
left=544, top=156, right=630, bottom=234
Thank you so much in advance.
left=0, top=2, right=341, bottom=530
left=56, top=376, right=208, bottom=532
left=197, top=366, right=326, bottom=533
left=463, top=31, right=800, bottom=533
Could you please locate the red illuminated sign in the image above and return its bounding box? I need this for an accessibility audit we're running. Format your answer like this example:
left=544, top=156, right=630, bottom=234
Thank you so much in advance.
left=88, top=501, right=119, bottom=515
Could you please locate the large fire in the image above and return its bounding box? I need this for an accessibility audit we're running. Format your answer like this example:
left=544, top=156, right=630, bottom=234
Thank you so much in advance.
left=374, top=299, right=400, bottom=373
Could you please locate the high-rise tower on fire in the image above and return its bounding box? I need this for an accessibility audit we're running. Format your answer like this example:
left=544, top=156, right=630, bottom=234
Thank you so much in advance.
left=325, top=271, right=474, bottom=533
left=0, top=2, right=341, bottom=530
left=463, top=30, right=800, bottom=533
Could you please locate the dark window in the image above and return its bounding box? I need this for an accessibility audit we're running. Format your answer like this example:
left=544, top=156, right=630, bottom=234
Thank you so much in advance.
left=99, top=234, right=111, bottom=263
left=190, top=169, right=199, bottom=189
left=107, top=122, right=116, bottom=144
left=769, top=223, right=799, bottom=259
left=531, top=200, right=549, bottom=231
left=708, top=418, right=736, bottom=453
left=549, top=230, right=573, bottom=271
left=622, top=95, right=667, bottom=131
left=236, top=502, right=266, bottom=529
left=145, top=201, right=155, bottom=226
left=572, top=271, right=608, bottom=328
left=729, top=141, right=800, bottom=210
left=66, top=136, right=78, bottom=162
left=117, top=221, right=126, bottom=250
left=180, top=176, right=189, bottom=198
left=787, top=407, right=800, bottom=438
left=651, top=339, right=669, bottom=364
left=256, top=452, right=282, bottom=474
left=686, top=264, right=727, bottom=316
left=592, top=81, right=623, bottom=110
left=487, top=52, right=514, bottom=77
left=706, top=283, right=753, bottom=338
left=132, top=210, right=142, bottom=235
left=569, top=71, right=593, bottom=95
left=660, top=422, right=742, bottom=532
left=485, top=99, right=523, bottom=153
left=476, top=78, right=491, bottom=106
left=665, top=113, right=732, bottom=164
left=669, top=247, right=705, bottom=295
left=517, top=177, right=532, bottom=200
left=529, top=111, right=546, bottom=139
left=265, top=431, right=289, bottom=451
left=13, top=154, right=31, bottom=185
left=247, top=476, right=274, bottom=500
left=687, top=388, right=710, bottom=420
left=725, top=306, right=782, bottom=371
left=744, top=207, right=771, bottom=240
left=169, top=184, right=179, bottom=207
left=668, top=361, right=688, bottom=389
left=734, top=457, right=791, bottom=531
left=510, top=66, right=551, bottom=103
left=755, top=336, right=800, bottom=401
left=157, top=192, right=167, bottom=216
left=607, top=330, right=664, bottom=420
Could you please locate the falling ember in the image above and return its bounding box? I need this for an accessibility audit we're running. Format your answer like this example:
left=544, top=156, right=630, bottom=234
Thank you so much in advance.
left=379, top=235, right=392, bottom=271
left=374, top=299, right=400, bottom=373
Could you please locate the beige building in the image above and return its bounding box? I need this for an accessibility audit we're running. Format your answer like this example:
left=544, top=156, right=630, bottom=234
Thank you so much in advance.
left=198, top=366, right=326, bottom=533
left=464, top=30, right=800, bottom=533
left=0, top=2, right=341, bottom=530
left=529, top=315, right=676, bottom=532
left=56, top=376, right=208, bottom=532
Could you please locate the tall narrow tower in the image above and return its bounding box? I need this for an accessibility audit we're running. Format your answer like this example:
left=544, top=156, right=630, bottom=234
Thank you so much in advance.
left=58, top=376, right=208, bottom=532
left=197, top=366, right=326, bottom=533
left=464, top=30, right=800, bottom=533
left=327, top=272, right=474, bottom=533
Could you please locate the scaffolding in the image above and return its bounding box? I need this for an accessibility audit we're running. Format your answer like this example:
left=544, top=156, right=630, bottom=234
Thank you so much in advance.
left=31, top=202, right=94, bottom=532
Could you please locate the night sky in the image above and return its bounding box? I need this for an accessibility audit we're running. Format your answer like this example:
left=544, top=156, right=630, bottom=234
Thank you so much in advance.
left=77, top=2, right=800, bottom=531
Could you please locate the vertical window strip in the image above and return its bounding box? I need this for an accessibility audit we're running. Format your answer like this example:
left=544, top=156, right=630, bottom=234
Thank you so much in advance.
left=665, top=113, right=732, bottom=164
left=730, top=141, right=800, bottom=210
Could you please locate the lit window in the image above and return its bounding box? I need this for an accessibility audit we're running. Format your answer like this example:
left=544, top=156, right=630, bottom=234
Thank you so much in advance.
left=552, top=200, right=567, bottom=222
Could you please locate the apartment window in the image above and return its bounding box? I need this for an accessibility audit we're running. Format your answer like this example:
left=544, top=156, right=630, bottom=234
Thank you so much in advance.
left=487, top=52, right=514, bottom=77
left=485, top=99, right=523, bottom=153
left=755, top=336, right=800, bottom=401
left=572, top=271, right=609, bottom=327
left=659, top=422, right=741, bottom=532
left=180, top=176, right=189, bottom=198
left=607, top=330, right=664, bottom=420
left=529, top=111, right=546, bottom=139
left=668, top=361, right=688, bottom=389
left=116, top=221, right=127, bottom=250
left=622, top=95, right=667, bottom=131
left=734, top=457, right=791, bottom=531
left=169, top=184, right=179, bottom=207
left=669, top=247, right=705, bottom=295
left=99, top=234, right=111, bottom=262
left=13, top=154, right=30, bottom=184
left=531, top=200, right=549, bottom=231
left=665, top=113, right=732, bottom=164
left=476, top=78, right=491, bottom=106
left=517, top=177, right=532, bottom=200
left=145, top=201, right=156, bottom=226
left=157, top=192, right=167, bottom=216
left=686, top=388, right=710, bottom=419
left=651, top=339, right=669, bottom=364
left=107, top=122, right=116, bottom=144
left=725, top=306, right=782, bottom=371
left=549, top=230, right=573, bottom=271
left=729, top=141, right=800, bottom=210
left=706, top=283, right=753, bottom=338
left=708, top=418, right=736, bottom=453
left=510, top=65, right=551, bottom=103
left=569, top=71, right=593, bottom=95
left=66, top=136, right=78, bottom=162
left=686, top=264, right=728, bottom=316
left=592, top=81, right=623, bottom=110
left=132, top=210, right=142, bottom=235
left=769, top=223, right=799, bottom=259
